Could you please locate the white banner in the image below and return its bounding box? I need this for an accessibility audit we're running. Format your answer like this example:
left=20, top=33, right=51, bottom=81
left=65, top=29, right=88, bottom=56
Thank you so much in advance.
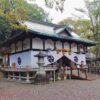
left=65, top=53, right=86, bottom=65
left=32, top=51, right=86, bottom=67
left=44, top=51, right=63, bottom=66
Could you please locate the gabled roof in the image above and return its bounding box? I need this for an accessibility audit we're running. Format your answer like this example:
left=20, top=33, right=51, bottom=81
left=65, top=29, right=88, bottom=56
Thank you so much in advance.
left=0, top=20, right=97, bottom=47
left=29, top=19, right=64, bottom=29
left=28, top=29, right=96, bottom=46
left=54, top=26, right=97, bottom=46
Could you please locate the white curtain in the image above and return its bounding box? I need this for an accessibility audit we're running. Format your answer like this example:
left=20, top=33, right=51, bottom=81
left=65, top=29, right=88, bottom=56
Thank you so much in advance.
left=44, top=51, right=63, bottom=66
left=33, top=51, right=86, bottom=67
left=65, top=53, right=86, bottom=65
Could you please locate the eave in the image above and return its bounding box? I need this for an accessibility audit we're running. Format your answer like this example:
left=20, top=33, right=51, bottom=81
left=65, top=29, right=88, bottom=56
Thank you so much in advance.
left=0, top=29, right=97, bottom=47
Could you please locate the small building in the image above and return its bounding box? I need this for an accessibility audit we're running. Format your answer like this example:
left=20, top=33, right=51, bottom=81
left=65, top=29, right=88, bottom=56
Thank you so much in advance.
left=0, top=20, right=96, bottom=83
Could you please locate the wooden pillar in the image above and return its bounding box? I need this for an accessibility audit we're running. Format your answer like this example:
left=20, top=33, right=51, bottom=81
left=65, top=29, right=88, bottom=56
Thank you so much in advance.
left=43, top=39, right=45, bottom=50
left=77, top=68, right=80, bottom=79
left=53, top=70, right=55, bottom=82
left=85, top=69, right=87, bottom=79
left=90, top=61, right=92, bottom=73
left=54, top=41, right=56, bottom=50
left=30, top=36, right=32, bottom=50
left=70, top=67, right=72, bottom=79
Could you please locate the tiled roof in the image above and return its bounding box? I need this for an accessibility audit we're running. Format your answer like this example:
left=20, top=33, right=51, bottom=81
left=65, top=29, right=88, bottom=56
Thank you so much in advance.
left=0, top=20, right=97, bottom=47
left=29, top=29, right=97, bottom=46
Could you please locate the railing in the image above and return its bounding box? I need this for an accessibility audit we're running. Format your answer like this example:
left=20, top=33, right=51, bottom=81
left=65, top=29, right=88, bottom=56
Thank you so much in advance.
left=1, top=67, right=57, bottom=83
left=88, top=67, right=100, bottom=74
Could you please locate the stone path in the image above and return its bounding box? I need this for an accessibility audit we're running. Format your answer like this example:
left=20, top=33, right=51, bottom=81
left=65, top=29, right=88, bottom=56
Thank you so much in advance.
left=0, top=79, right=100, bottom=100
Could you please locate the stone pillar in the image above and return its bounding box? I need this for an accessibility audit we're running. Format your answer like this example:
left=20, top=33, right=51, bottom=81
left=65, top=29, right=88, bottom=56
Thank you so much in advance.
left=13, top=72, right=15, bottom=80
left=18, top=72, right=21, bottom=81
left=49, top=71, right=53, bottom=81
left=26, top=72, right=30, bottom=83
left=7, top=72, right=10, bottom=80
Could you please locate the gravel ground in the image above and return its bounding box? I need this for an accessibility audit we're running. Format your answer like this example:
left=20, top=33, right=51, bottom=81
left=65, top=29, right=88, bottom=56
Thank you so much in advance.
left=0, top=79, right=100, bottom=100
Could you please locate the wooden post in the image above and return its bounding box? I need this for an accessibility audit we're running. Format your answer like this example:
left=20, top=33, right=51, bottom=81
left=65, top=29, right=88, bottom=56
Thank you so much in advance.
left=77, top=68, right=80, bottom=79
left=85, top=69, right=87, bottom=79
left=70, top=67, right=72, bottom=79
left=53, top=70, right=55, bottom=82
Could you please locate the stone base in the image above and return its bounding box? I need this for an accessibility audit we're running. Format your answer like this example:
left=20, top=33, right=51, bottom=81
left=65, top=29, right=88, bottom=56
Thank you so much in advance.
left=34, top=74, right=49, bottom=84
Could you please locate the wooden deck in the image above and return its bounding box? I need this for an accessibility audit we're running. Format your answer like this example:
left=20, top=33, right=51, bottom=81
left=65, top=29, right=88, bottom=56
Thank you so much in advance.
left=0, top=67, right=57, bottom=83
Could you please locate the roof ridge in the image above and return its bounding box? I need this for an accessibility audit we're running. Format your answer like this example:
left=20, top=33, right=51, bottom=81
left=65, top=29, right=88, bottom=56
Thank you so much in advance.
left=28, top=19, right=64, bottom=28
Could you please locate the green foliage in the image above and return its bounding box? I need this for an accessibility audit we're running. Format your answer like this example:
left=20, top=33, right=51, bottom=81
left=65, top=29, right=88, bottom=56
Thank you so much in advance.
left=59, top=18, right=96, bottom=53
left=84, top=0, right=100, bottom=56
left=0, top=16, right=12, bottom=39
left=59, top=18, right=93, bottom=39
left=26, top=4, right=49, bottom=21
left=44, top=0, right=66, bottom=12
left=28, top=0, right=66, bottom=12
left=0, top=0, right=49, bottom=42
left=59, top=0, right=100, bottom=55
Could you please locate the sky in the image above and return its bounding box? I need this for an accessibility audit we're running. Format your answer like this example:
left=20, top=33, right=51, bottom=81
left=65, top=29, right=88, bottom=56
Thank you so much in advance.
left=28, top=0, right=90, bottom=23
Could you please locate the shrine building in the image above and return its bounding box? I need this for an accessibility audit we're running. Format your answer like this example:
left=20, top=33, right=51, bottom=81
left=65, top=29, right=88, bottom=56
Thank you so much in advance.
left=0, top=20, right=96, bottom=83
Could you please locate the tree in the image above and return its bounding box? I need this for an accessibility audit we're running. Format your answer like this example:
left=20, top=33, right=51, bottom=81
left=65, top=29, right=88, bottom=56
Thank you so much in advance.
left=59, top=18, right=93, bottom=39
left=59, top=18, right=97, bottom=53
left=0, top=0, right=49, bottom=42
left=26, top=4, right=49, bottom=21
left=75, top=0, right=100, bottom=58
left=29, top=0, right=66, bottom=12
left=44, top=0, right=66, bottom=12
left=0, top=16, right=12, bottom=40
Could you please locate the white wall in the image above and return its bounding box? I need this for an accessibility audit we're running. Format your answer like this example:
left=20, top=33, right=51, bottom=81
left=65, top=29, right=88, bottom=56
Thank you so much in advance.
left=32, top=38, right=43, bottom=49
left=56, top=41, right=62, bottom=49
left=9, top=50, right=87, bottom=68
left=23, top=38, right=30, bottom=50
left=71, top=43, right=77, bottom=52
left=30, top=51, right=39, bottom=68
left=10, top=51, right=39, bottom=68
left=10, top=44, right=15, bottom=53
left=45, top=39, right=54, bottom=50
left=10, top=51, right=31, bottom=68
left=79, top=44, right=84, bottom=52
left=64, top=42, right=69, bottom=49
left=16, top=41, right=22, bottom=52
